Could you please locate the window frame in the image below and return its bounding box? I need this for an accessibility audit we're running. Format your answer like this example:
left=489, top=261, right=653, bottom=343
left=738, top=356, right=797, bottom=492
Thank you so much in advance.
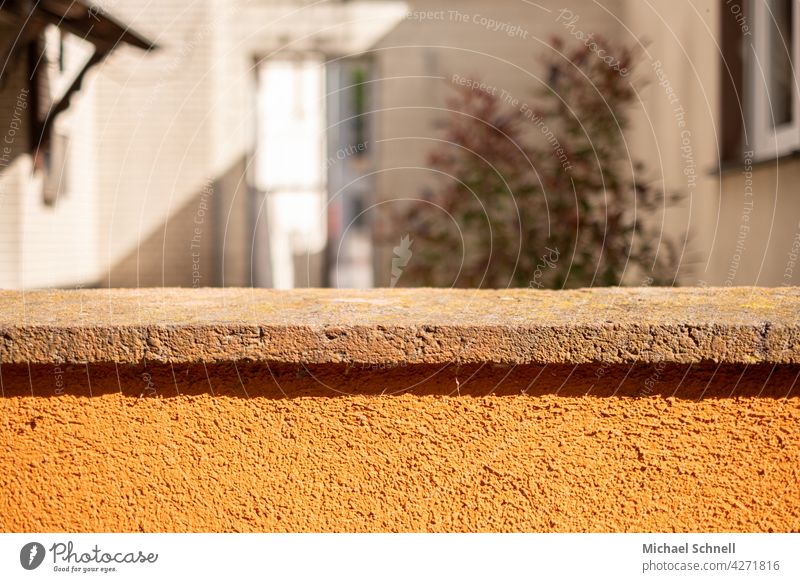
left=42, top=132, right=69, bottom=207
left=749, top=0, right=800, bottom=160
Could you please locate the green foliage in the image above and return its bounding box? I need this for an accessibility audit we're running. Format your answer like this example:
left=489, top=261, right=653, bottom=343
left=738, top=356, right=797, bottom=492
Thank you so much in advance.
left=393, top=36, right=684, bottom=288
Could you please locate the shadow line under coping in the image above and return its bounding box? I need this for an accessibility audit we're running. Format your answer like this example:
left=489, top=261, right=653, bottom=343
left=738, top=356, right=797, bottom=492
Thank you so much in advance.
left=1, top=362, right=798, bottom=400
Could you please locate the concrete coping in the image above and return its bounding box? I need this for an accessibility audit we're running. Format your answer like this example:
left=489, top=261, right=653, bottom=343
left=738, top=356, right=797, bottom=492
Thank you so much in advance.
left=0, top=287, right=798, bottom=366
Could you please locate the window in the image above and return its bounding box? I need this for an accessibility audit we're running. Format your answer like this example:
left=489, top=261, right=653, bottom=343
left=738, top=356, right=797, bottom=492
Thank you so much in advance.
left=42, top=133, right=69, bottom=206
left=254, top=56, right=327, bottom=288
left=750, top=0, right=800, bottom=159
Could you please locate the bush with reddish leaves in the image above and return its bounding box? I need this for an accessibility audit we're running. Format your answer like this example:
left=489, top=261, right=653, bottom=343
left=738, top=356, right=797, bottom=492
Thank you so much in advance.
left=392, top=36, right=683, bottom=288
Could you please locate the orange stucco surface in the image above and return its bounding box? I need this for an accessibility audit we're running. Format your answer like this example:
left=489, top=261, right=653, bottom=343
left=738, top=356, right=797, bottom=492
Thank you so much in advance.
left=1, top=363, right=798, bottom=532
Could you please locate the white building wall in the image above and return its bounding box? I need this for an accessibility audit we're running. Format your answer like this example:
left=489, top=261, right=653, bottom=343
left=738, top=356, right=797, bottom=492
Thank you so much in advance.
left=0, top=53, right=27, bottom=289
left=92, top=0, right=216, bottom=285
left=0, top=29, right=100, bottom=289
left=20, top=86, right=99, bottom=288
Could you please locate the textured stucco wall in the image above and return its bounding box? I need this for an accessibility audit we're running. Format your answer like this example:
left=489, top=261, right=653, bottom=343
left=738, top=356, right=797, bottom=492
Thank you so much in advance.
left=1, top=363, right=798, bottom=533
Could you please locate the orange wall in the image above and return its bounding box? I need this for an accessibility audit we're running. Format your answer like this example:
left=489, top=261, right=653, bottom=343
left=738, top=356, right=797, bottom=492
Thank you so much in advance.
left=2, top=389, right=798, bottom=532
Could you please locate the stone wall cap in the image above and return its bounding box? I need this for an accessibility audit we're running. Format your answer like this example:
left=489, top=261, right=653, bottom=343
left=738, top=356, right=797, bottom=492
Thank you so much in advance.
left=0, top=287, right=797, bottom=365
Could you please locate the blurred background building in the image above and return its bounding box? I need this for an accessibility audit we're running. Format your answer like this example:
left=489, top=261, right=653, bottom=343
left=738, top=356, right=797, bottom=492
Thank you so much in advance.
left=0, top=0, right=798, bottom=288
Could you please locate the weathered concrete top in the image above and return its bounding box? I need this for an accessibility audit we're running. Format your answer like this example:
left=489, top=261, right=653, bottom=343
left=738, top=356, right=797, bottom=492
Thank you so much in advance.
left=0, top=287, right=797, bottom=365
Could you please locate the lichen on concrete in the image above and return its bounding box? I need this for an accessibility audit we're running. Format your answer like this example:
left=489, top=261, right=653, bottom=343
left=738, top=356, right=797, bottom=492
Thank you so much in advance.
left=0, top=287, right=798, bottom=365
